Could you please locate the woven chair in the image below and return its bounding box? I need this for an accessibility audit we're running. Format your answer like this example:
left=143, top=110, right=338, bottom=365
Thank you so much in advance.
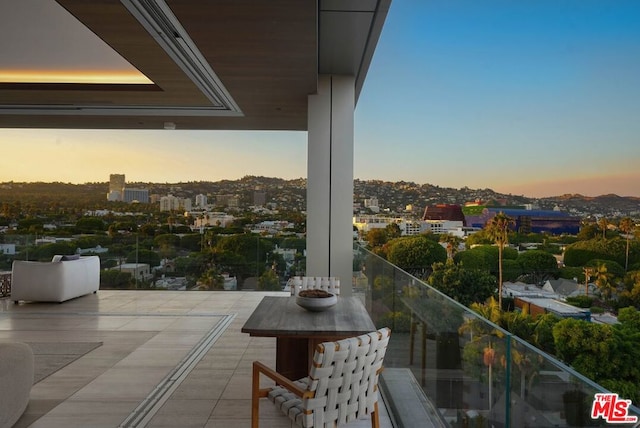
left=251, top=327, right=391, bottom=428
left=289, top=276, right=341, bottom=296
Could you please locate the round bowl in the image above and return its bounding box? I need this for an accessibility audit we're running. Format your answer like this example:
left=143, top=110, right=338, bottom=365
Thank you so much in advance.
left=296, top=292, right=338, bottom=312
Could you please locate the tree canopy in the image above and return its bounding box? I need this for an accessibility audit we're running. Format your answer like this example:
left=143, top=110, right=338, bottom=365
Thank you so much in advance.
left=428, top=260, right=496, bottom=306
left=126, top=249, right=161, bottom=267
left=552, top=311, right=640, bottom=403
left=386, top=235, right=447, bottom=278
left=564, top=237, right=637, bottom=267
left=517, top=250, right=559, bottom=284
left=454, top=245, right=518, bottom=274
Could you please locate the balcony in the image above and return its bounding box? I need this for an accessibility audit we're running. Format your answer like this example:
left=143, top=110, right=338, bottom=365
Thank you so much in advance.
left=1, top=245, right=638, bottom=427
left=1, top=289, right=393, bottom=428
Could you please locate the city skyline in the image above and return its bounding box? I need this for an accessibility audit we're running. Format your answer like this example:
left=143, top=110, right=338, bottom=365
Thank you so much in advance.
left=1, top=0, right=639, bottom=198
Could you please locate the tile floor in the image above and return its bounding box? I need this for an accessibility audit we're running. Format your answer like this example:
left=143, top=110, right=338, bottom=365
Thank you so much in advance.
left=0, top=290, right=393, bottom=428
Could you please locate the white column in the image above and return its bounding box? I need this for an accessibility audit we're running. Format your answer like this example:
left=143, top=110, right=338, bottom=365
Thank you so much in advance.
left=307, top=75, right=354, bottom=296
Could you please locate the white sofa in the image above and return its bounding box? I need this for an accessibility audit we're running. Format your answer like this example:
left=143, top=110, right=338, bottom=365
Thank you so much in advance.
left=12, top=255, right=100, bottom=303
left=0, top=341, right=34, bottom=428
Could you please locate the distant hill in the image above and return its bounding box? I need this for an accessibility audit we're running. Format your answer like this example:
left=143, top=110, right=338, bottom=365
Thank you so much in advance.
left=1, top=178, right=638, bottom=217
left=539, top=193, right=640, bottom=217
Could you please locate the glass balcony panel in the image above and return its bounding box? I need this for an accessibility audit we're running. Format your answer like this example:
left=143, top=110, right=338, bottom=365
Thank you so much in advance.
left=355, top=242, right=640, bottom=428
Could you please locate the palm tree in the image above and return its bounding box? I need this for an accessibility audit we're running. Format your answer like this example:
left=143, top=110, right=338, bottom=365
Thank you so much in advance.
left=198, top=268, right=224, bottom=290
left=486, top=212, right=514, bottom=310
left=619, top=217, right=635, bottom=272
left=469, top=296, right=502, bottom=325
left=583, top=266, right=595, bottom=297
left=439, top=234, right=463, bottom=260
left=597, top=217, right=608, bottom=239
left=594, top=263, right=614, bottom=301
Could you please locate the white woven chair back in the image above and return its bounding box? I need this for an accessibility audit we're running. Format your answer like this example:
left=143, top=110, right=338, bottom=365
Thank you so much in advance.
left=300, top=328, right=390, bottom=427
left=289, top=276, right=340, bottom=296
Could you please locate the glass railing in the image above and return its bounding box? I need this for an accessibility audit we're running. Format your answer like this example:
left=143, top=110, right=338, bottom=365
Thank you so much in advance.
left=354, top=243, right=640, bottom=428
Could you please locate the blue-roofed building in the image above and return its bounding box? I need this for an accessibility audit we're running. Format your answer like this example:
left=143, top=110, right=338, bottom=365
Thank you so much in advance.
left=465, top=207, right=581, bottom=235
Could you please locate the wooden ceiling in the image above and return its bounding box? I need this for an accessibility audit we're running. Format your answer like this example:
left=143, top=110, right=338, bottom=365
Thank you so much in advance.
left=0, top=0, right=389, bottom=131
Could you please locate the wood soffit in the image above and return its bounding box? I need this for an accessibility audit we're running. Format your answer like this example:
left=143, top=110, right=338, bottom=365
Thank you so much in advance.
left=0, top=0, right=317, bottom=130
left=0, top=0, right=390, bottom=131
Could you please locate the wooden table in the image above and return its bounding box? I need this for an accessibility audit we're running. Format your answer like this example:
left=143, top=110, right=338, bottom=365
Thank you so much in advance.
left=242, top=296, right=376, bottom=380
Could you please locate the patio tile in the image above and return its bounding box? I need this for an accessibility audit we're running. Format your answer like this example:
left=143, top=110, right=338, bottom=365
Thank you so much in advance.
left=220, top=374, right=252, bottom=399
left=209, top=399, right=251, bottom=419
left=147, top=399, right=216, bottom=427
left=28, top=400, right=138, bottom=428
left=0, top=291, right=394, bottom=428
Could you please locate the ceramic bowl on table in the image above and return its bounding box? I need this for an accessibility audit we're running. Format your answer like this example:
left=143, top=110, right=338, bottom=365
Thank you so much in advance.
left=296, top=289, right=338, bottom=312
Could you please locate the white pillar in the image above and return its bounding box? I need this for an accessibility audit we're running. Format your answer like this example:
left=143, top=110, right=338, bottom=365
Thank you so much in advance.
left=307, top=75, right=354, bottom=296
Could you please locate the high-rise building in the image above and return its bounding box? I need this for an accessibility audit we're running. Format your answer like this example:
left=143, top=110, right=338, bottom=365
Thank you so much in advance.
left=195, top=194, right=208, bottom=208
left=216, top=194, right=240, bottom=208
left=107, top=174, right=125, bottom=201
left=160, top=195, right=192, bottom=212
left=124, top=188, right=149, bottom=203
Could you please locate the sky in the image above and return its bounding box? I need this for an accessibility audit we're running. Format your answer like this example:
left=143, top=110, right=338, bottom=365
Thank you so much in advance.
left=1, top=0, right=640, bottom=198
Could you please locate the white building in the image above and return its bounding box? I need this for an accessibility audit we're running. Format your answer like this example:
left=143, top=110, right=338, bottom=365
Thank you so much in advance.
left=35, top=236, right=73, bottom=245
left=353, top=215, right=422, bottom=236
left=251, top=220, right=294, bottom=235
left=160, top=195, right=192, bottom=212
left=86, top=209, right=111, bottom=217
left=423, top=220, right=464, bottom=234
left=353, top=215, right=465, bottom=237
left=78, top=245, right=109, bottom=255
left=353, top=215, right=394, bottom=233
left=195, top=194, right=208, bottom=208
left=363, top=197, right=380, bottom=213
left=192, top=212, right=235, bottom=228
left=114, top=263, right=152, bottom=281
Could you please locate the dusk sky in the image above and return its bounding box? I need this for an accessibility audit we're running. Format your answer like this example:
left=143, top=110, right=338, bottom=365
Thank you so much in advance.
left=2, top=0, right=639, bottom=198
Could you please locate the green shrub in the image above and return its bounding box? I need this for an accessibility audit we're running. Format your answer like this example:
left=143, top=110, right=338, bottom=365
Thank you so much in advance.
left=502, top=259, right=522, bottom=282
left=559, top=266, right=583, bottom=280
left=566, top=296, right=594, bottom=308
left=564, top=238, right=634, bottom=267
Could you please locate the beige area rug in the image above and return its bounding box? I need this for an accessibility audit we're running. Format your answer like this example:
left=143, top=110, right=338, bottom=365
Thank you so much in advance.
left=27, top=342, right=103, bottom=384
